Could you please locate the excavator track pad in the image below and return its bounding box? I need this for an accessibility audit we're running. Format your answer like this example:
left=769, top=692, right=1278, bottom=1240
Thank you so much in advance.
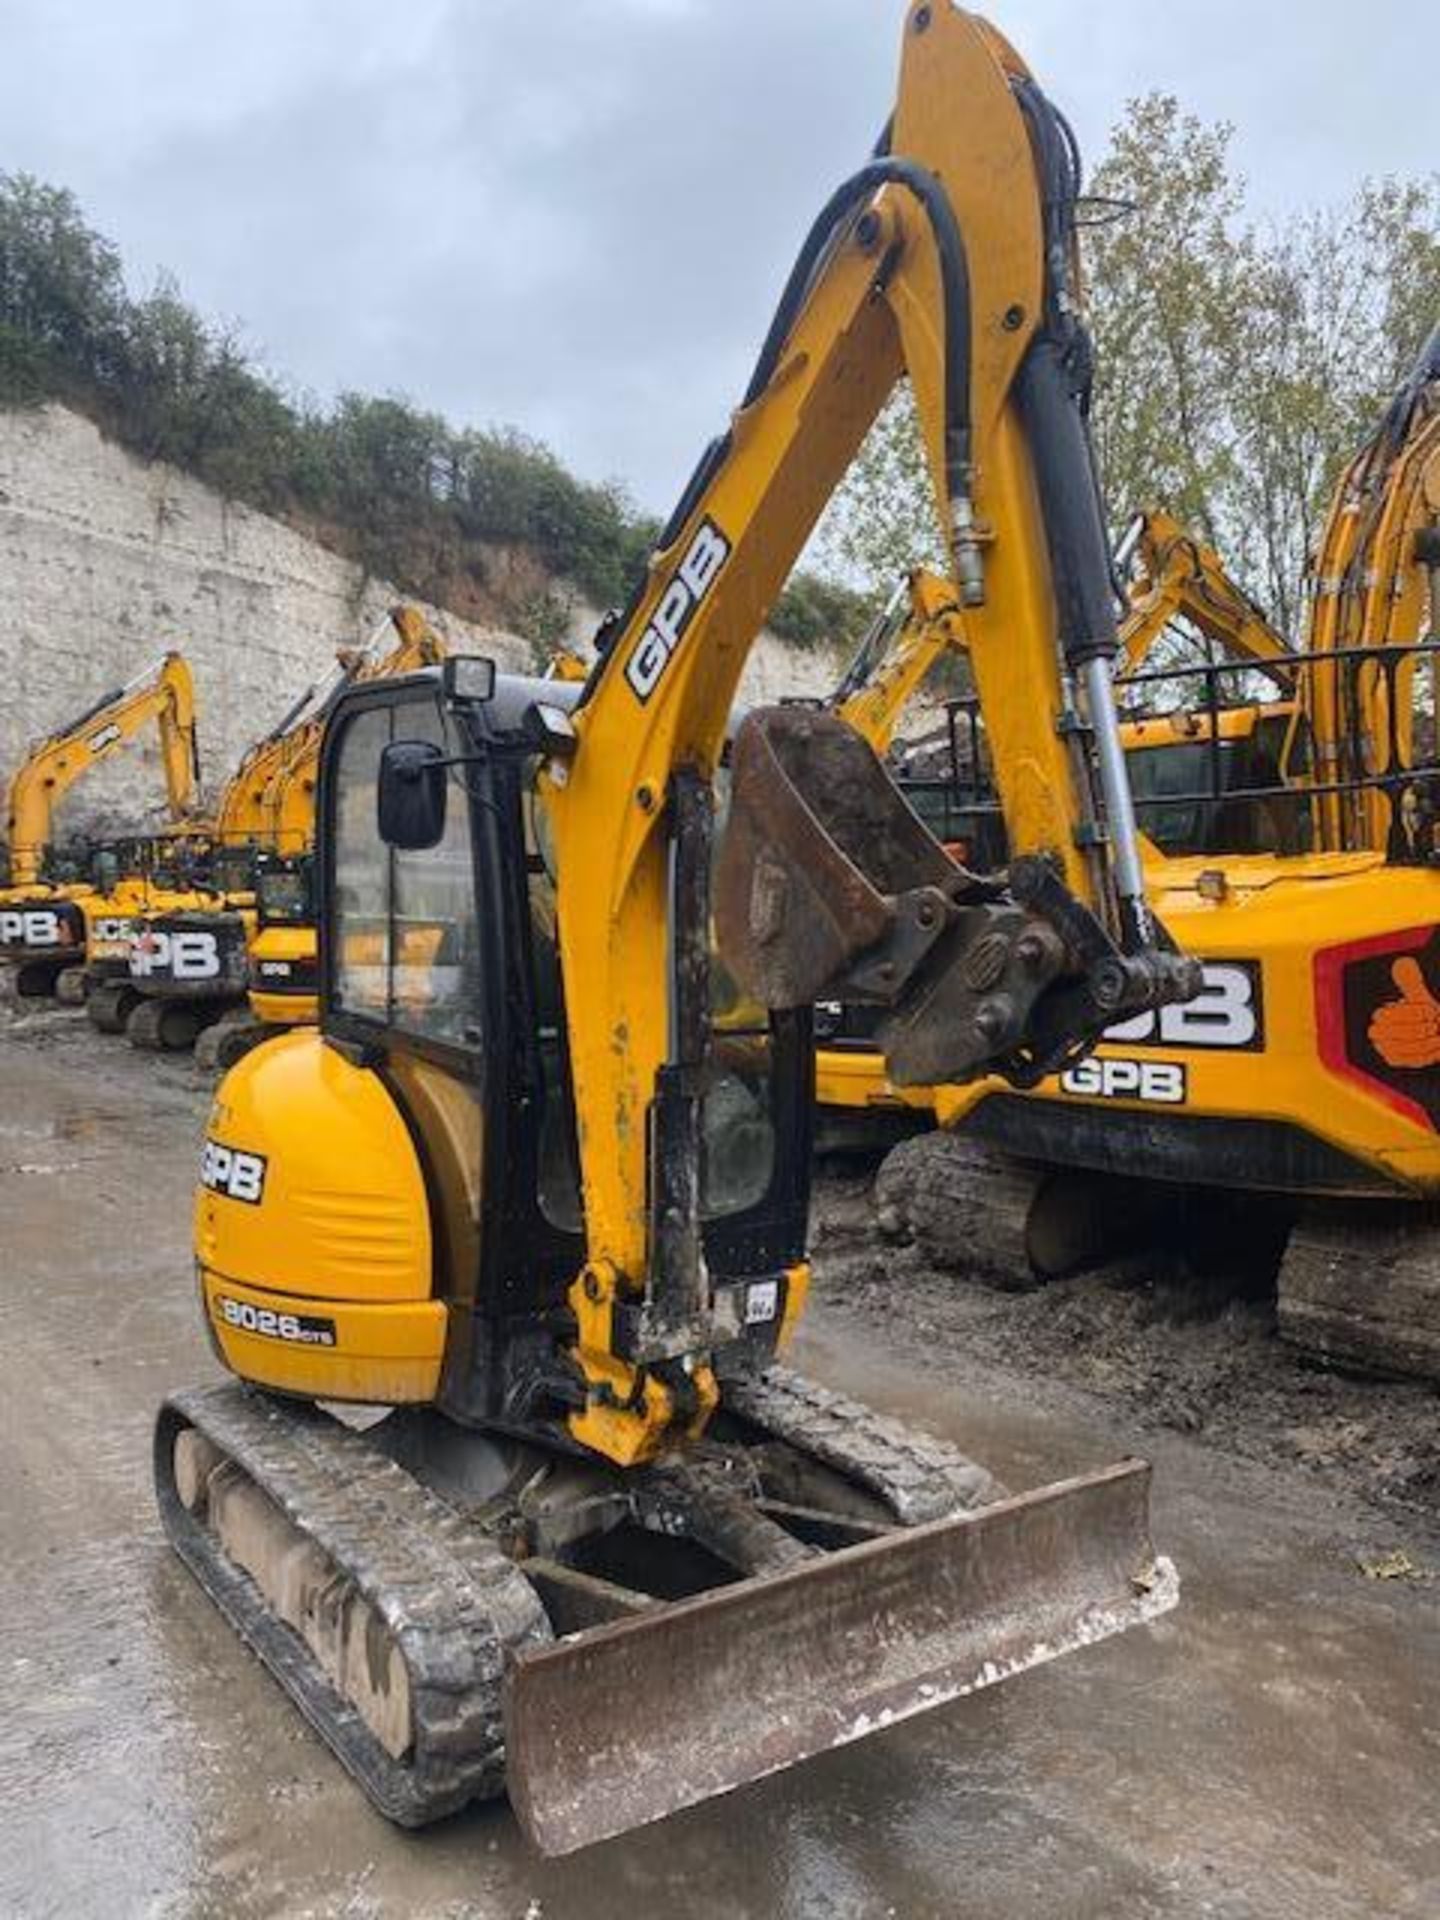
left=157, top=1376, right=1174, bottom=1853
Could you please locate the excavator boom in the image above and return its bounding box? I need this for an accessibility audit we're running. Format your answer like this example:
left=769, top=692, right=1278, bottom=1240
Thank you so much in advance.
left=4, top=651, right=200, bottom=886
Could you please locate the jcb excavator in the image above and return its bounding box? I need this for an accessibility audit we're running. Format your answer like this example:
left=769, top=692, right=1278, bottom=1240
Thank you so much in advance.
left=817, top=519, right=1294, bottom=1119
left=156, top=6, right=1197, bottom=1854
left=0, top=652, right=203, bottom=997
left=118, top=608, right=446, bottom=1053
left=83, top=668, right=323, bottom=1037
left=880, top=321, right=1440, bottom=1384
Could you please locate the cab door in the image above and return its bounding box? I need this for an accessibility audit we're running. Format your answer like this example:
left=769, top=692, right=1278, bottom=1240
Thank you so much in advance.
left=323, top=689, right=493, bottom=1317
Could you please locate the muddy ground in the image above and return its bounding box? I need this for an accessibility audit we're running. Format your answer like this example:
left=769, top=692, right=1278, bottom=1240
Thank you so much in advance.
left=1, top=1005, right=1438, bottom=1919
left=816, top=1155, right=1440, bottom=1521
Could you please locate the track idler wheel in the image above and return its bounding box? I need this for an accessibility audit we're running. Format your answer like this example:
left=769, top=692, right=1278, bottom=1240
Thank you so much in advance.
left=54, top=966, right=89, bottom=1007
left=87, top=980, right=141, bottom=1033
left=194, top=1014, right=264, bottom=1074
left=128, top=997, right=207, bottom=1052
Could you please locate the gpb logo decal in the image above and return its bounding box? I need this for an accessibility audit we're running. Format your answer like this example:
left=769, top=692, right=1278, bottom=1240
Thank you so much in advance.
left=200, top=1138, right=267, bottom=1204
left=1103, top=961, right=1262, bottom=1051
left=216, top=1295, right=336, bottom=1347
left=624, top=518, right=730, bottom=702
left=1060, top=1057, right=1187, bottom=1104
left=87, top=722, right=123, bottom=753
left=130, top=929, right=220, bottom=980
left=0, top=909, right=62, bottom=947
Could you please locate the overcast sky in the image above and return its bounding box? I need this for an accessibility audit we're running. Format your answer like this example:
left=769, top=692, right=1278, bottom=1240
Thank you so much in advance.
left=1, top=1, right=1433, bottom=514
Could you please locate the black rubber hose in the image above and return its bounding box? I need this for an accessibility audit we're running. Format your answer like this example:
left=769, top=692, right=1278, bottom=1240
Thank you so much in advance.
left=741, top=157, right=973, bottom=499
left=580, top=154, right=975, bottom=707
left=1011, top=76, right=1120, bottom=664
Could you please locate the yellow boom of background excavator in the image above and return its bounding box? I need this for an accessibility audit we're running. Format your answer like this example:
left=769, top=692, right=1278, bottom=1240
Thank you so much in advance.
left=0, top=651, right=203, bottom=998
left=155, top=5, right=1198, bottom=1856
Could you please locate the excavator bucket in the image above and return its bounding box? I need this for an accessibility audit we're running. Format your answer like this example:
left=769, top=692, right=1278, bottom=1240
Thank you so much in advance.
left=713, top=705, right=1082, bottom=1085
left=504, top=1458, right=1176, bottom=1855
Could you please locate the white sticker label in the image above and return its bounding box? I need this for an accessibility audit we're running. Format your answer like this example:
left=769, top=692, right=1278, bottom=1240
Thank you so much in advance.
left=130, top=929, right=220, bottom=980
left=200, top=1138, right=267, bottom=1203
left=1103, top=961, right=1261, bottom=1051
left=745, top=1279, right=780, bottom=1325
left=0, top=909, right=62, bottom=947
left=87, top=722, right=123, bottom=754
left=216, top=1295, right=335, bottom=1346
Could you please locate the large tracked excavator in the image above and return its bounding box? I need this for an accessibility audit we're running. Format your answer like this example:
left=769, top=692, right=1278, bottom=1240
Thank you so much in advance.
left=157, top=6, right=1197, bottom=1854
left=880, top=322, right=1440, bottom=1383
left=0, top=651, right=204, bottom=998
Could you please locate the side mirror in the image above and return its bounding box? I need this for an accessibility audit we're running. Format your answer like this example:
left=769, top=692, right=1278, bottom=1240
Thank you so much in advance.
left=378, top=740, right=448, bottom=850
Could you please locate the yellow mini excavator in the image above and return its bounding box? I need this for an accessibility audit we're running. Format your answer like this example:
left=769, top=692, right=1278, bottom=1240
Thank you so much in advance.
left=880, top=321, right=1440, bottom=1383
left=156, top=6, right=1198, bottom=1854
left=0, top=652, right=204, bottom=998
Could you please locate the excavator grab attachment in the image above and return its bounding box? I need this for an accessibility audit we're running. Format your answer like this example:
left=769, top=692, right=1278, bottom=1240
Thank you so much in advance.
left=505, top=1459, right=1175, bottom=1855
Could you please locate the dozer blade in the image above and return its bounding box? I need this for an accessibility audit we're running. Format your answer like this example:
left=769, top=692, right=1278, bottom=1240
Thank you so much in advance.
left=504, top=1457, right=1176, bottom=1855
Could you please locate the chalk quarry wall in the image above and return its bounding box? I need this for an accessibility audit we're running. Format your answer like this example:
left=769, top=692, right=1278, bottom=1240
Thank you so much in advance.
left=0, top=404, right=839, bottom=842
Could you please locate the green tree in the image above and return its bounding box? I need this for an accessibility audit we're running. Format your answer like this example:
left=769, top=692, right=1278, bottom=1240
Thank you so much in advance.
left=820, top=97, right=1440, bottom=639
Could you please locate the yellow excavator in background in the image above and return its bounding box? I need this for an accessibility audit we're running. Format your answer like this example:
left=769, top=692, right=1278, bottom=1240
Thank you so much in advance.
left=829, top=566, right=970, bottom=754
left=1113, top=505, right=1294, bottom=680
left=880, top=320, right=1440, bottom=1384
left=117, top=606, right=447, bottom=1054
left=0, top=652, right=204, bottom=998
left=156, top=5, right=1197, bottom=1855
left=81, top=666, right=335, bottom=1036
left=815, top=515, right=1294, bottom=1120
left=825, top=506, right=1292, bottom=798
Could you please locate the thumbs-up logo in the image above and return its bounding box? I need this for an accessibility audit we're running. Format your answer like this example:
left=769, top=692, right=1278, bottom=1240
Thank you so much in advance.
left=1368, top=955, right=1440, bottom=1070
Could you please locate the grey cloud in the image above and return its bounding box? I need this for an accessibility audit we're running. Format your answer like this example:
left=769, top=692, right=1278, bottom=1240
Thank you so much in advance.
left=0, top=1, right=1432, bottom=514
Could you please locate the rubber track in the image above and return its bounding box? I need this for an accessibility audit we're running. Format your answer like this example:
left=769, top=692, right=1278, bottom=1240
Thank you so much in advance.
left=725, top=1365, right=1004, bottom=1523
left=874, top=1133, right=1047, bottom=1287
left=155, top=1383, right=551, bottom=1826
left=1279, top=1208, right=1440, bottom=1382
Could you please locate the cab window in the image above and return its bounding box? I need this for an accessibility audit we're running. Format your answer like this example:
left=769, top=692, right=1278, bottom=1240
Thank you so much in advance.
left=330, top=699, right=483, bottom=1052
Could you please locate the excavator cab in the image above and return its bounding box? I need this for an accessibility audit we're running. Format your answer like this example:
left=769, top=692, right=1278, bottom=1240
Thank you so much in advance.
left=319, top=669, right=809, bottom=1406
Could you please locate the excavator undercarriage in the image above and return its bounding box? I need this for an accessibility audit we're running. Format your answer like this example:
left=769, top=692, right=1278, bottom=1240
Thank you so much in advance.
left=158, top=1371, right=1171, bottom=1853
